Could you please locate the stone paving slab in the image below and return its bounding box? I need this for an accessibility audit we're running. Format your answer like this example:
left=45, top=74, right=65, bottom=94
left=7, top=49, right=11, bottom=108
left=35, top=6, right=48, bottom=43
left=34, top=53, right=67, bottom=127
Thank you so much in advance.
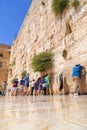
left=0, top=95, right=87, bottom=130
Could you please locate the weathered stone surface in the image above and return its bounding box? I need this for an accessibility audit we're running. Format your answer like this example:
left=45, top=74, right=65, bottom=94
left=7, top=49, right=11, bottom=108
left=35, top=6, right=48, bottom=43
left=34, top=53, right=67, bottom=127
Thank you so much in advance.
left=8, top=0, right=87, bottom=93
left=0, top=44, right=10, bottom=87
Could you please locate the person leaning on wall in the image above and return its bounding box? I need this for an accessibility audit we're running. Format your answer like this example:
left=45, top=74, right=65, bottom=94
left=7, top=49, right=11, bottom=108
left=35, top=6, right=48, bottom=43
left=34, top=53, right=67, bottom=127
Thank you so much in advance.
left=57, top=71, right=63, bottom=95
left=72, top=64, right=86, bottom=96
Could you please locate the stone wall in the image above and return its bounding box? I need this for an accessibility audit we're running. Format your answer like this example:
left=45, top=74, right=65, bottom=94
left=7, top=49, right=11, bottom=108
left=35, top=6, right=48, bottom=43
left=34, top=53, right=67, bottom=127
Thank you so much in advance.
left=0, top=44, right=10, bottom=87
left=8, top=0, right=87, bottom=93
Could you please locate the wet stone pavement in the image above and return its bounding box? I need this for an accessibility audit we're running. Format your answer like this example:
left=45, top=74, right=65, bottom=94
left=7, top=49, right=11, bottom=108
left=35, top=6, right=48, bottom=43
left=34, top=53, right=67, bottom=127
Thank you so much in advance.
left=0, top=95, right=87, bottom=130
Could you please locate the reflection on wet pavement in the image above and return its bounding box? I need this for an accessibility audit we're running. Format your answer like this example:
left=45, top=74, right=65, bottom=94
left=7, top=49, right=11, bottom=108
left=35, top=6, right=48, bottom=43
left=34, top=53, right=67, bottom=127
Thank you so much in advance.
left=0, top=95, right=87, bottom=130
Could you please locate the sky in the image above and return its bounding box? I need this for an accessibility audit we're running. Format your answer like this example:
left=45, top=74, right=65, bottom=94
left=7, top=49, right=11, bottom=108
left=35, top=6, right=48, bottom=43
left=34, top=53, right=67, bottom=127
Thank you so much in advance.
left=0, top=0, right=32, bottom=46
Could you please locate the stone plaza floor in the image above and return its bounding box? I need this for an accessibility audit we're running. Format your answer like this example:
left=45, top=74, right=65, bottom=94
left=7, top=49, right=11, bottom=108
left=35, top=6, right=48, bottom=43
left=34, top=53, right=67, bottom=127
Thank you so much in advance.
left=0, top=95, right=87, bottom=130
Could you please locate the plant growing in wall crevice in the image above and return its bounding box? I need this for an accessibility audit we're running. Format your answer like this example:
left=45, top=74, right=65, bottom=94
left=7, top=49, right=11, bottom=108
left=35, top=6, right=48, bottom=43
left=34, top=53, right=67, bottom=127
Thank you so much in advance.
left=52, top=0, right=69, bottom=15
left=9, top=68, right=12, bottom=75
left=62, top=49, right=67, bottom=59
left=12, top=58, right=16, bottom=66
left=71, top=0, right=80, bottom=9
left=11, top=78, right=16, bottom=83
left=31, top=51, right=54, bottom=72
left=21, top=70, right=27, bottom=78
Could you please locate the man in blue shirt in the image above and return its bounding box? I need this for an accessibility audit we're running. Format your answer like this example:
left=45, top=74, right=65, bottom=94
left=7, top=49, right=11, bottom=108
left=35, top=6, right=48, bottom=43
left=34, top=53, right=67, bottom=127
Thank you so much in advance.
left=72, top=64, right=86, bottom=95
left=20, top=77, right=25, bottom=95
left=24, top=73, right=30, bottom=95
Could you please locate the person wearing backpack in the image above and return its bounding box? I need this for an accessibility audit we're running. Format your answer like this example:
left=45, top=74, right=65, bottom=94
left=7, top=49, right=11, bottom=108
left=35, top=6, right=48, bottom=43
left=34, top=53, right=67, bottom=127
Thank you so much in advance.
left=20, top=77, right=25, bottom=95
left=12, top=79, right=19, bottom=96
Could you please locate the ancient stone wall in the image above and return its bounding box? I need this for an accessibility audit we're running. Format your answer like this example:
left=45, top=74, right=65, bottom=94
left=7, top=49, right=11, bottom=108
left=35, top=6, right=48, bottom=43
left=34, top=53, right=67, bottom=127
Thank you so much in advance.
left=8, top=0, right=87, bottom=93
left=0, top=44, right=10, bottom=87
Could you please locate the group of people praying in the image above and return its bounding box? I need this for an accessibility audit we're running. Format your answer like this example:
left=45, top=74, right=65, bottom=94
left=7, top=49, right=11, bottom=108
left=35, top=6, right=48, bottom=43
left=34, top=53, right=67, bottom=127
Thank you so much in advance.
left=0, top=64, right=87, bottom=96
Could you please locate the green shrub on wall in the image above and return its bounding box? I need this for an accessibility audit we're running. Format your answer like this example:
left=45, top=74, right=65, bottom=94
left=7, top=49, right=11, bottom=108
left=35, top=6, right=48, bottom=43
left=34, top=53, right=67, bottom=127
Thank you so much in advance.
left=11, top=78, right=16, bottom=83
left=72, top=0, right=80, bottom=9
left=31, top=51, right=54, bottom=72
left=12, top=58, right=16, bottom=66
left=52, top=0, right=69, bottom=15
left=12, top=61, right=15, bottom=66
left=62, top=49, right=67, bottom=58
left=21, top=70, right=27, bottom=78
